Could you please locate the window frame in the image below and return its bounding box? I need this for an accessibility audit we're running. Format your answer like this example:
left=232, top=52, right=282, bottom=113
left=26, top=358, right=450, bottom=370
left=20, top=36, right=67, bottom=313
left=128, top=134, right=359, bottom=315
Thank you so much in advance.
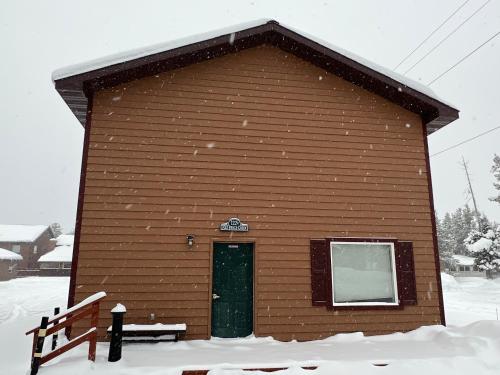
left=327, top=237, right=402, bottom=309
left=11, top=244, right=21, bottom=254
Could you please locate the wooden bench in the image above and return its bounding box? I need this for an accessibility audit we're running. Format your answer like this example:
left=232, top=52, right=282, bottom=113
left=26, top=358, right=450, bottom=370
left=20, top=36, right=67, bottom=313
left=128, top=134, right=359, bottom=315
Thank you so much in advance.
left=107, top=323, right=187, bottom=343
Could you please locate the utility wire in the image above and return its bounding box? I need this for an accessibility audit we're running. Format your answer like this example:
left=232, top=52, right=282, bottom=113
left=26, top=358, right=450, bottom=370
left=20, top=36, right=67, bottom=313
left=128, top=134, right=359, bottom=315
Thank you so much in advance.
left=428, top=31, right=500, bottom=84
left=393, top=0, right=471, bottom=70
left=430, top=125, right=500, bottom=157
left=403, top=0, right=492, bottom=74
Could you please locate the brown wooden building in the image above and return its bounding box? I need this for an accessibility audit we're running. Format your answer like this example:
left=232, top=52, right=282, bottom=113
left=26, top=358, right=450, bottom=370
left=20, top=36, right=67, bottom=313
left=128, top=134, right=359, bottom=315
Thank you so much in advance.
left=0, top=248, right=23, bottom=280
left=53, top=20, right=459, bottom=341
left=0, top=225, right=55, bottom=270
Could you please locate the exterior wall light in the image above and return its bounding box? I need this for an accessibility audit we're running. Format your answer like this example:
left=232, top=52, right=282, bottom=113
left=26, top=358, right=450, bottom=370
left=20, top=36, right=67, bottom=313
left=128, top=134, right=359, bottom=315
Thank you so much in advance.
left=186, top=234, right=195, bottom=248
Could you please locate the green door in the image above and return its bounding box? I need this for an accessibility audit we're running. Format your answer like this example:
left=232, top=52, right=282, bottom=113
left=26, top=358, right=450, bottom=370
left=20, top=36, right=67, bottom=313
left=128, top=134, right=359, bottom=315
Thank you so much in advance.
left=211, top=242, right=253, bottom=338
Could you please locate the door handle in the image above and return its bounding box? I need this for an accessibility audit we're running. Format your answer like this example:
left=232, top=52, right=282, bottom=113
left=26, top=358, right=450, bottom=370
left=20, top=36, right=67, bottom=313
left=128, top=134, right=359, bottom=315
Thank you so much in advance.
left=212, top=293, right=221, bottom=300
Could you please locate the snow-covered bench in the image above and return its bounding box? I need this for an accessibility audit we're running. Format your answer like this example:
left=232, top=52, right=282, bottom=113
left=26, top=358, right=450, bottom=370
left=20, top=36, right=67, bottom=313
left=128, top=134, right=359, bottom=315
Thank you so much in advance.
left=107, top=323, right=187, bottom=343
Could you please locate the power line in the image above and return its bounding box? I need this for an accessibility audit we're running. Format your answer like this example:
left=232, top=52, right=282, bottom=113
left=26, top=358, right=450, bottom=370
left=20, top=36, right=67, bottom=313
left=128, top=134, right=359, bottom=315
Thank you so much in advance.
left=428, top=31, right=500, bottom=85
left=393, top=0, right=471, bottom=70
left=403, top=0, right=492, bottom=74
left=430, top=125, right=500, bottom=157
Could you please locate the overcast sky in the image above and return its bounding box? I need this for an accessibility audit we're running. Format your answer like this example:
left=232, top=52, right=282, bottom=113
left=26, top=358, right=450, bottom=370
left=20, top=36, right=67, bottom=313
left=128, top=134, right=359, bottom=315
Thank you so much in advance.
left=1, top=0, right=499, bottom=232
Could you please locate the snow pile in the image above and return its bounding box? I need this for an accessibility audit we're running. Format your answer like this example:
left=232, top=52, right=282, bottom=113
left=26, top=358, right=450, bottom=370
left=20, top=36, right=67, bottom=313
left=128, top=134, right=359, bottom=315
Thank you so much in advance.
left=0, top=224, right=49, bottom=242
left=55, top=234, right=74, bottom=247
left=0, top=247, right=23, bottom=261
left=38, top=245, right=73, bottom=263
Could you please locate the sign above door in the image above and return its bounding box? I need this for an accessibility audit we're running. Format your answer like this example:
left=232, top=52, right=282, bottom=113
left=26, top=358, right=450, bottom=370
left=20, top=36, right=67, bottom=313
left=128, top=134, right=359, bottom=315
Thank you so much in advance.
left=220, top=217, right=249, bottom=232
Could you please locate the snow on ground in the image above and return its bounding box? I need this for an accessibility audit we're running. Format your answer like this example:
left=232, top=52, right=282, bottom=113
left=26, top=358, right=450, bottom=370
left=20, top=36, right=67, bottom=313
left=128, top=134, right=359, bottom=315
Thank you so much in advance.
left=0, top=277, right=69, bottom=374
left=0, top=275, right=499, bottom=375
left=441, top=273, right=500, bottom=325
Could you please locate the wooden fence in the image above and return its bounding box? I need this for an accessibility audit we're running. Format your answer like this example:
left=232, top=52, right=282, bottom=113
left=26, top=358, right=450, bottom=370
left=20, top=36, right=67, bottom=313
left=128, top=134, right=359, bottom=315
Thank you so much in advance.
left=25, top=292, right=106, bottom=375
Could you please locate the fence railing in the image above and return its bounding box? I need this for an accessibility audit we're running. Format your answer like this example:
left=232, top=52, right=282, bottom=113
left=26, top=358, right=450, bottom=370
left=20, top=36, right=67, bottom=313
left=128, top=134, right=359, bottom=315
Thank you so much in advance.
left=25, top=292, right=106, bottom=375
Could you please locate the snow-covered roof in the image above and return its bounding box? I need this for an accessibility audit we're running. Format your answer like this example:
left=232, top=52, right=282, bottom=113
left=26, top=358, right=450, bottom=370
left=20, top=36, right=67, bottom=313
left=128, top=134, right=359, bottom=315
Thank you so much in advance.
left=52, top=19, right=448, bottom=106
left=452, top=255, right=475, bottom=266
left=53, top=19, right=269, bottom=80
left=0, top=248, right=23, bottom=261
left=55, top=234, right=74, bottom=246
left=38, top=245, right=73, bottom=263
left=0, top=224, right=50, bottom=243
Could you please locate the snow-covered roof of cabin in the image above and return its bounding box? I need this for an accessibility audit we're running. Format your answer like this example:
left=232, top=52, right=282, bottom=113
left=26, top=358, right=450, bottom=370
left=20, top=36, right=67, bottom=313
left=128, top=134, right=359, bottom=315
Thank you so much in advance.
left=38, top=245, right=73, bottom=263
left=0, top=224, right=50, bottom=243
left=52, top=19, right=451, bottom=107
left=452, top=255, right=475, bottom=266
left=55, top=234, right=74, bottom=247
left=0, top=248, right=23, bottom=261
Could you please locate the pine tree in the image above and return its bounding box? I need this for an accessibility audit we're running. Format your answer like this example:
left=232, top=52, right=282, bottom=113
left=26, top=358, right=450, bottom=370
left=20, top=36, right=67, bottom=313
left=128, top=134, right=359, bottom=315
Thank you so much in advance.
left=451, top=206, right=475, bottom=255
left=464, top=225, right=500, bottom=278
left=437, top=213, right=455, bottom=270
left=490, top=154, right=500, bottom=204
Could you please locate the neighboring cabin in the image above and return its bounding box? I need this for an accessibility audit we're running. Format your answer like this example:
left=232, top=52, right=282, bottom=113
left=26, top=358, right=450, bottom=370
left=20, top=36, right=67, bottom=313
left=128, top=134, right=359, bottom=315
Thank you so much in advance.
left=38, top=234, right=74, bottom=276
left=53, top=20, right=459, bottom=341
left=450, top=254, right=486, bottom=278
left=0, top=225, right=55, bottom=271
left=0, top=248, right=23, bottom=280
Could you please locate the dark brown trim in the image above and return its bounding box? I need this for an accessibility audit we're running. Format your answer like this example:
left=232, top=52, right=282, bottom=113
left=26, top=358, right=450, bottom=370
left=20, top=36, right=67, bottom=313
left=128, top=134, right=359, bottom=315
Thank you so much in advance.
left=325, top=237, right=404, bottom=311
left=422, top=122, right=447, bottom=326
left=66, top=92, right=94, bottom=323
left=54, top=20, right=458, bottom=132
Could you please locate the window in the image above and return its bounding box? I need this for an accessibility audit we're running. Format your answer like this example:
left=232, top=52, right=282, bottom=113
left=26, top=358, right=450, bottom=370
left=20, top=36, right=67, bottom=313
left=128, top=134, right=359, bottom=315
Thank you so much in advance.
left=33, top=245, right=37, bottom=254
left=330, top=241, right=399, bottom=306
left=310, top=238, right=417, bottom=309
left=12, top=244, right=21, bottom=254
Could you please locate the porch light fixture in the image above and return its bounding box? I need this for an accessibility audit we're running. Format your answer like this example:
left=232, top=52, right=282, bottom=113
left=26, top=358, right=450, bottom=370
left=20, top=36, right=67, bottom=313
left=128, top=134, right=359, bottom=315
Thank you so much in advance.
left=186, top=234, right=195, bottom=248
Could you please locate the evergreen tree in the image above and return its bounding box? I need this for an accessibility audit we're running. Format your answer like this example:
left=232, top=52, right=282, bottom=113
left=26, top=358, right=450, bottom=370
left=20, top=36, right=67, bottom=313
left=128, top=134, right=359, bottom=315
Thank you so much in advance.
left=490, top=154, right=500, bottom=204
left=451, top=206, right=475, bottom=255
left=437, top=212, right=455, bottom=270
left=464, top=225, right=500, bottom=278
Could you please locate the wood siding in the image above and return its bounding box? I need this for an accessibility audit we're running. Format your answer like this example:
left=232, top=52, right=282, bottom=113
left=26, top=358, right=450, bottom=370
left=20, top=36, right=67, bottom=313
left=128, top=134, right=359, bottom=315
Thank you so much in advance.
left=74, top=45, right=442, bottom=340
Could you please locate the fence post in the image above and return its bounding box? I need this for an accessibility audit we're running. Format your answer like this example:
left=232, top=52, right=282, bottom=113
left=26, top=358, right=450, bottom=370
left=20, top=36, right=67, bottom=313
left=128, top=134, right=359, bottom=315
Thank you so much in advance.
left=31, top=316, right=48, bottom=375
left=51, top=307, right=60, bottom=351
left=108, top=304, right=126, bottom=362
left=88, top=302, right=100, bottom=361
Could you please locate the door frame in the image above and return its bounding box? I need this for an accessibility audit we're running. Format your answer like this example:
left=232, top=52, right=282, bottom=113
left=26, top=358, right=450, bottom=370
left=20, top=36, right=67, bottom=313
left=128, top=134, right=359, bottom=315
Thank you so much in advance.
left=208, top=238, right=256, bottom=338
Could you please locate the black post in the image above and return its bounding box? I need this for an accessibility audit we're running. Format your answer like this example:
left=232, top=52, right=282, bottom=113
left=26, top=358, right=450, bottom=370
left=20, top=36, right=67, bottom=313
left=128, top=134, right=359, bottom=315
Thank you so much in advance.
left=51, top=307, right=60, bottom=350
left=31, top=316, right=48, bottom=375
left=108, top=304, right=126, bottom=362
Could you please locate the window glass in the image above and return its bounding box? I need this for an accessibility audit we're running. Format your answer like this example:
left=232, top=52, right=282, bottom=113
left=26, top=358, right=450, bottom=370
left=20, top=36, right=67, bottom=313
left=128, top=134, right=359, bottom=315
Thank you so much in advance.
left=12, top=244, right=21, bottom=254
left=331, top=242, right=397, bottom=305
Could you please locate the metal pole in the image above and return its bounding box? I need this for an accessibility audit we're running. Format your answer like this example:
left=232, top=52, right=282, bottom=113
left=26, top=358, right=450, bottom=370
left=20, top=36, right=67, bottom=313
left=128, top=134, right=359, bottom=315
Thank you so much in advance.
left=108, top=304, right=126, bottom=362
left=461, top=156, right=481, bottom=229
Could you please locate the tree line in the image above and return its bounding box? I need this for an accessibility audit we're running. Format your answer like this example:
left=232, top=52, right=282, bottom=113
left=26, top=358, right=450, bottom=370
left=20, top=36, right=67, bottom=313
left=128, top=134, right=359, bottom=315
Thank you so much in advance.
left=436, top=154, right=500, bottom=277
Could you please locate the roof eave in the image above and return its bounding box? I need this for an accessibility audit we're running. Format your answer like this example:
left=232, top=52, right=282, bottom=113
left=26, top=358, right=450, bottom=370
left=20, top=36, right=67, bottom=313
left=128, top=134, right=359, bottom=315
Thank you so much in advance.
left=54, top=21, right=459, bottom=133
